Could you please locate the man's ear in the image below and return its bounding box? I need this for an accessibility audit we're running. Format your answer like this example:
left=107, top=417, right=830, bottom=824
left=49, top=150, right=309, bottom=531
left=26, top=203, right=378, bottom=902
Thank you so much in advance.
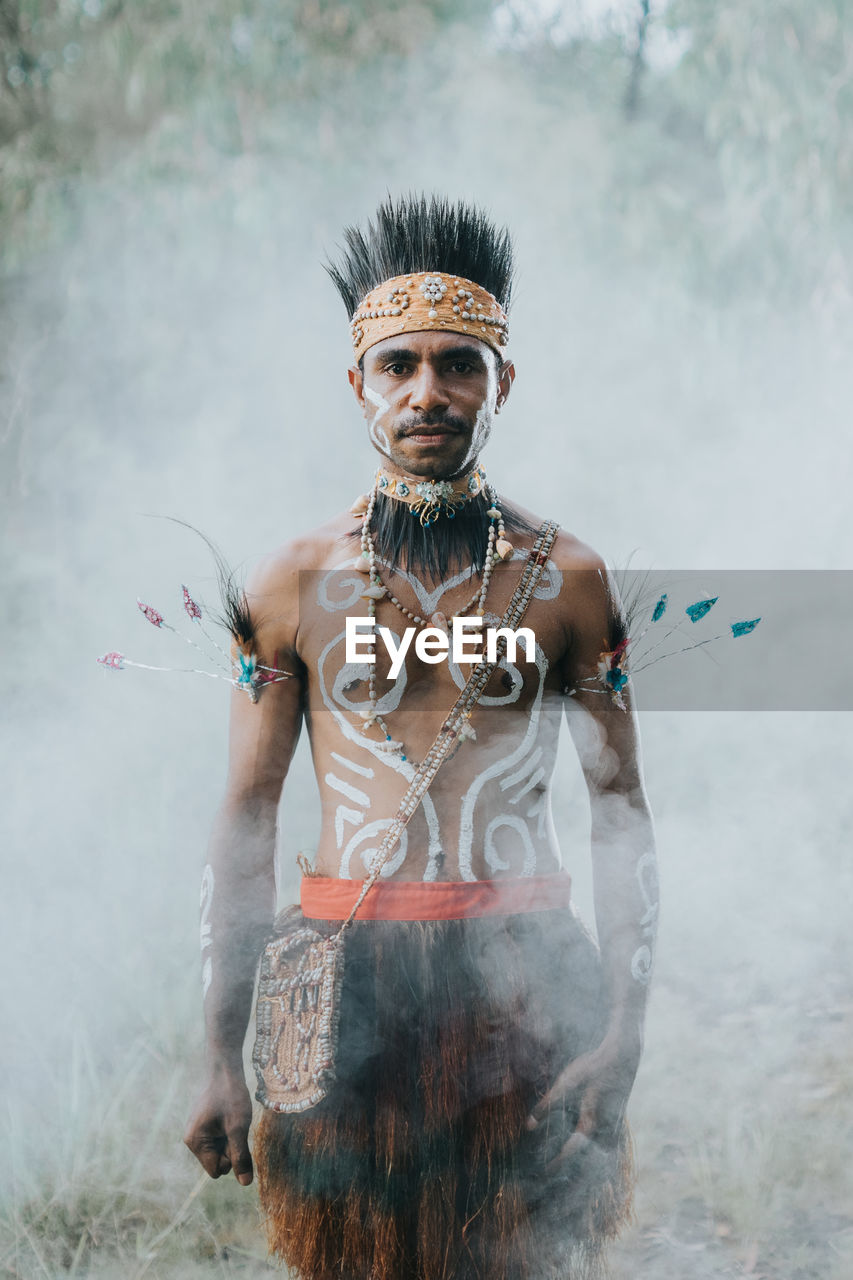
left=348, top=365, right=365, bottom=410
left=495, top=360, right=516, bottom=413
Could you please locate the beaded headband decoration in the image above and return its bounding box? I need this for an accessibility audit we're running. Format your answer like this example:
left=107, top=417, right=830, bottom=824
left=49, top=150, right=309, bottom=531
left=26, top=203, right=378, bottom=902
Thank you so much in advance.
left=372, top=464, right=487, bottom=526
left=351, top=271, right=509, bottom=362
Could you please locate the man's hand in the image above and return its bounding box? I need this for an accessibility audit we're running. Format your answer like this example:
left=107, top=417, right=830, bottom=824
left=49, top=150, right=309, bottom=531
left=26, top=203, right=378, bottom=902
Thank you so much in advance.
left=184, top=1067, right=254, bottom=1185
left=527, top=1033, right=641, bottom=1174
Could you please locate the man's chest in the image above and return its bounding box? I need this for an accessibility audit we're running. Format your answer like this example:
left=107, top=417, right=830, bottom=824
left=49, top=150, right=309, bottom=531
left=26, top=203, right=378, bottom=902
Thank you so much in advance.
left=297, top=556, right=572, bottom=674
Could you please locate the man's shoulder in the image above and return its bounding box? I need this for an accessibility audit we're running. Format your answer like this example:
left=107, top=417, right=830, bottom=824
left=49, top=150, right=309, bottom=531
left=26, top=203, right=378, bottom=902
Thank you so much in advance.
left=247, top=511, right=356, bottom=595
left=504, top=498, right=607, bottom=575
left=243, top=512, right=357, bottom=657
left=503, top=500, right=615, bottom=647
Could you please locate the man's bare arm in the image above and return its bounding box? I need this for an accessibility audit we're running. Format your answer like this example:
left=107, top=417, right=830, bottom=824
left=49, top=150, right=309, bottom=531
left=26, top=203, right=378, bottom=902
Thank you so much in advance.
left=532, top=554, right=658, bottom=1159
left=184, top=551, right=305, bottom=1185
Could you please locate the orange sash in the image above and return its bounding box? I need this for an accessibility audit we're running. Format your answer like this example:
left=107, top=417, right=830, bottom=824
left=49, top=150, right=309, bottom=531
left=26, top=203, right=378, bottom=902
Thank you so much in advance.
left=300, top=872, right=572, bottom=922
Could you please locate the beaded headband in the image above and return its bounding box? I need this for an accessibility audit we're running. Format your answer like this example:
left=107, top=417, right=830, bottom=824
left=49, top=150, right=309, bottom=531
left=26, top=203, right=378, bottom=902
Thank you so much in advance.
left=351, top=272, right=509, bottom=363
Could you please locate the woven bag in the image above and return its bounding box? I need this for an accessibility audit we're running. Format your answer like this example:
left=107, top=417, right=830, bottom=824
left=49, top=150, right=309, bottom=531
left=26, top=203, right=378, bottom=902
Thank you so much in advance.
left=253, top=918, right=342, bottom=1113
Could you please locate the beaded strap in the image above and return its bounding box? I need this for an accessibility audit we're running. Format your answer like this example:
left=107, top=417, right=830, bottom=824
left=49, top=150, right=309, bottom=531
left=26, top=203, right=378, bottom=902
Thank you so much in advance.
left=338, top=519, right=560, bottom=933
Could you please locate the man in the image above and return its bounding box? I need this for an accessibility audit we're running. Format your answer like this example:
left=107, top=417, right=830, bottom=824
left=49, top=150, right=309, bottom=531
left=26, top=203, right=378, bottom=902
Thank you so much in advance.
left=184, top=195, right=658, bottom=1280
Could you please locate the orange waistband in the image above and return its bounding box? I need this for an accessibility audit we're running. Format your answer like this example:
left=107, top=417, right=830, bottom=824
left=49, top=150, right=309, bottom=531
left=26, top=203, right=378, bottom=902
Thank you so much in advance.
left=300, top=872, right=572, bottom=922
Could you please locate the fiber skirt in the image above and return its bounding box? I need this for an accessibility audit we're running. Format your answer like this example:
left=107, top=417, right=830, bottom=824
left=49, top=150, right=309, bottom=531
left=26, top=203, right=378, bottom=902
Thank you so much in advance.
left=254, top=905, right=634, bottom=1280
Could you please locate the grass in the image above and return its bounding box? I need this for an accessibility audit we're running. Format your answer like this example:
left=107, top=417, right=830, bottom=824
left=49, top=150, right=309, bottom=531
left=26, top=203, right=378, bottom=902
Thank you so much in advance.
left=3, top=971, right=852, bottom=1278
left=605, top=973, right=853, bottom=1280
left=0, top=977, right=272, bottom=1279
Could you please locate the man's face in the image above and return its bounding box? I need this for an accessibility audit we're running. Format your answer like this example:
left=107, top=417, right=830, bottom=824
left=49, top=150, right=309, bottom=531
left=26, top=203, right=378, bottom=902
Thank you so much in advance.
left=349, top=331, right=515, bottom=479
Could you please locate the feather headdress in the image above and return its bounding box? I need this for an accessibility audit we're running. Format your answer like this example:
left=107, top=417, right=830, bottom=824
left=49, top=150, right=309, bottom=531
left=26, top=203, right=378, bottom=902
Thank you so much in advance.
left=326, top=194, right=515, bottom=321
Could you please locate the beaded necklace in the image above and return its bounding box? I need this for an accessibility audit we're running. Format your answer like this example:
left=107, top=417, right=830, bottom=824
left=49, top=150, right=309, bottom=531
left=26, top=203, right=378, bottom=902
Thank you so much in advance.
left=351, top=467, right=513, bottom=763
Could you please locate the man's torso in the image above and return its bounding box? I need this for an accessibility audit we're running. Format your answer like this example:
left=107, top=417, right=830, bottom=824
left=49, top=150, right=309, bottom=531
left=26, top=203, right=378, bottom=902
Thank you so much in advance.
left=260, top=505, right=599, bottom=883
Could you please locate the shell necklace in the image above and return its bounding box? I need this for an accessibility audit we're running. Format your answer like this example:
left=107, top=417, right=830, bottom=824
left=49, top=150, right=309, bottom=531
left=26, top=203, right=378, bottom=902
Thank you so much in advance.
left=349, top=469, right=513, bottom=762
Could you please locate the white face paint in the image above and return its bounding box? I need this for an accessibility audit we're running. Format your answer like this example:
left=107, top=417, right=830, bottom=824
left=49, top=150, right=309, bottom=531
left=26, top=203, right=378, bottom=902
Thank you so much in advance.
left=473, top=398, right=491, bottom=456
left=467, top=362, right=500, bottom=462
left=363, top=384, right=392, bottom=455
left=364, top=360, right=497, bottom=470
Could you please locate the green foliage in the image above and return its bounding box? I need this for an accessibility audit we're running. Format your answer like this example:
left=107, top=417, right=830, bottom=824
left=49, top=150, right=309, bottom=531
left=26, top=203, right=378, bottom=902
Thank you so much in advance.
left=492, top=0, right=853, bottom=308
left=3, top=0, right=852, bottom=308
left=0, top=0, right=498, bottom=262
left=660, top=0, right=853, bottom=301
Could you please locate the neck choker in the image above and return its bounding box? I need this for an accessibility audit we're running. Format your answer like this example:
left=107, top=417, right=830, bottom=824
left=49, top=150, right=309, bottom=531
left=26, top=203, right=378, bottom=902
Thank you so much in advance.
left=374, top=464, right=486, bottom=526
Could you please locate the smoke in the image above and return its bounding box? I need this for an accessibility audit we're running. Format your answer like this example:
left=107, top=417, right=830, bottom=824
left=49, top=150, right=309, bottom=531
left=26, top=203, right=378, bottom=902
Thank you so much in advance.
left=2, top=6, right=852, bottom=1276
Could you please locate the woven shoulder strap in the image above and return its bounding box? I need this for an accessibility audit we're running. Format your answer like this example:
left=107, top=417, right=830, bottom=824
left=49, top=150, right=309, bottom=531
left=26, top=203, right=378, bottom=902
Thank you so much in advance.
left=339, top=519, right=560, bottom=931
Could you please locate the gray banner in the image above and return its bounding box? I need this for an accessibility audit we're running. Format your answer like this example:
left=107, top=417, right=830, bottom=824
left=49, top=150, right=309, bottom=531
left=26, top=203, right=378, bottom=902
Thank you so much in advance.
left=615, top=571, right=848, bottom=711
left=296, top=568, right=852, bottom=712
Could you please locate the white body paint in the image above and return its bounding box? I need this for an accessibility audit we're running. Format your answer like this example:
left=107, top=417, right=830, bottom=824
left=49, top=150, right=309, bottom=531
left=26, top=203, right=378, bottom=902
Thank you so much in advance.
left=331, top=751, right=375, bottom=779
left=484, top=814, right=538, bottom=876
left=510, top=550, right=563, bottom=602
left=526, top=793, right=550, bottom=839
left=631, top=945, right=653, bottom=984
left=508, top=765, right=546, bottom=804
left=335, top=805, right=364, bottom=848
left=500, top=747, right=544, bottom=793
left=318, top=565, right=368, bottom=613
left=631, top=848, right=659, bottom=984
left=445, top=609, right=524, bottom=705
left=340, top=819, right=410, bottom=880
left=377, top=625, right=415, bottom=679
left=325, top=773, right=371, bottom=808
left=456, top=645, right=550, bottom=880
left=310, top=551, right=565, bottom=882
left=199, top=864, right=214, bottom=999
left=346, top=617, right=533, bottom=676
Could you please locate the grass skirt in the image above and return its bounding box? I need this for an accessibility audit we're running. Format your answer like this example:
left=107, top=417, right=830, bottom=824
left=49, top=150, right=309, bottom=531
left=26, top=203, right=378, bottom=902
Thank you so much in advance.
left=254, top=906, right=634, bottom=1280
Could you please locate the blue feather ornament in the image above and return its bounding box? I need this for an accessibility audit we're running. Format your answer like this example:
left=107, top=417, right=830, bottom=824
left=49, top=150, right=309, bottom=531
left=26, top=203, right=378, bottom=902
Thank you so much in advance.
left=731, top=617, right=761, bottom=637
left=685, top=597, right=718, bottom=623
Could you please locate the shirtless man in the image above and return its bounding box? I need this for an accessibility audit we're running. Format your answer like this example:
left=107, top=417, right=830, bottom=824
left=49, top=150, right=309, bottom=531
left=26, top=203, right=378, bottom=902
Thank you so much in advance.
left=184, top=195, right=657, bottom=1280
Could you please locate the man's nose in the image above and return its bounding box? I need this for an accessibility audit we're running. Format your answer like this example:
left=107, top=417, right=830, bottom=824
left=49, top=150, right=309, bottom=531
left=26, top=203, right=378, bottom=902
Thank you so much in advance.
left=409, top=365, right=450, bottom=413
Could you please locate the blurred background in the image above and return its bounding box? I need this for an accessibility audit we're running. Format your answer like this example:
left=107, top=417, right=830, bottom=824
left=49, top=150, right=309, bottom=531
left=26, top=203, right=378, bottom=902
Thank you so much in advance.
left=2, top=1, right=852, bottom=1276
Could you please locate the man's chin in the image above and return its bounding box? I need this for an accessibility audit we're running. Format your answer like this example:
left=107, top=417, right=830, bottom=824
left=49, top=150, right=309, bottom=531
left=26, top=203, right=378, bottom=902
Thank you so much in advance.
left=391, top=438, right=472, bottom=478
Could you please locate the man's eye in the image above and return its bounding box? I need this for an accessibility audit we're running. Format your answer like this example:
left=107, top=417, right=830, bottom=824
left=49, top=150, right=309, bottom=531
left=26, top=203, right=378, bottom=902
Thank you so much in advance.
left=450, top=361, right=474, bottom=374
left=384, top=363, right=409, bottom=376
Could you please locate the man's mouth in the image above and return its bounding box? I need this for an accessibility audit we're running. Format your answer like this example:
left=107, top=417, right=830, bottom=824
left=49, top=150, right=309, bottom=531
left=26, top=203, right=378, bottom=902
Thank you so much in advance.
left=404, top=423, right=460, bottom=444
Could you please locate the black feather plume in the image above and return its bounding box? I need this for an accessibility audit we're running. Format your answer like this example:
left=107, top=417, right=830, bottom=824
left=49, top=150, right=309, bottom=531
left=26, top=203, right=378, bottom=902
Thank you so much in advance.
left=150, top=517, right=256, bottom=650
left=347, top=493, right=535, bottom=580
left=326, top=193, right=515, bottom=316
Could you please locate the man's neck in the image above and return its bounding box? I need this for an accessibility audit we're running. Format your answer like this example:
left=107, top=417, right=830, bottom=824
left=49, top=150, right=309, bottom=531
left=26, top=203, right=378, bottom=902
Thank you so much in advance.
left=375, top=458, right=482, bottom=485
